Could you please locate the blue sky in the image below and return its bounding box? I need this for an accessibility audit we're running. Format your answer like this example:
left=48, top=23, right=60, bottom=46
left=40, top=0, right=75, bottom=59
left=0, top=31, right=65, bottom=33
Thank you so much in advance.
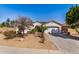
left=0, top=4, right=75, bottom=23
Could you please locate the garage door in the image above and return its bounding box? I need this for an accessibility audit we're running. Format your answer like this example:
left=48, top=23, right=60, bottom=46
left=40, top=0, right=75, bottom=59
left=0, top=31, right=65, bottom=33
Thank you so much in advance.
left=45, top=27, right=60, bottom=34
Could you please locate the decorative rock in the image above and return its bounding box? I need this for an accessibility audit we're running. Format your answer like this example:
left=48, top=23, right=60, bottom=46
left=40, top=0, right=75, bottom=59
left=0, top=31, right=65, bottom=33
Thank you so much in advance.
left=0, top=34, right=5, bottom=40
left=20, top=38, right=24, bottom=41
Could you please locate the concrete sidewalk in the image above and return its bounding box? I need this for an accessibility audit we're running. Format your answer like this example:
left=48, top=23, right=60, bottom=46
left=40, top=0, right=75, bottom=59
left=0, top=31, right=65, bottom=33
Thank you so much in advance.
left=0, top=46, right=59, bottom=54
left=47, top=33, right=79, bottom=53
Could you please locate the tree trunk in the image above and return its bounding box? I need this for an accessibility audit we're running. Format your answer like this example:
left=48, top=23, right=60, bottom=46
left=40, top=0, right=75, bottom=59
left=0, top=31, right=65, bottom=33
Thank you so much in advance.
left=22, top=30, right=25, bottom=38
left=39, top=32, right=45, bottom=43
left=75, top=26, right=79, bottom=34
left=42, top=33, right=45, bottom=43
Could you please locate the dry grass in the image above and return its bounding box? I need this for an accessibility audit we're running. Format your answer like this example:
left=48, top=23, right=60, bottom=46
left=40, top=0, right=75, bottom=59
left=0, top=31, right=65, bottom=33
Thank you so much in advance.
left=0, top=34, right=57, bottom=50
left=68, top=28, right=79, bottom=37
left=0, top=27, right=15, bottom=33
left=0, top=27, right=57, bottom=50
left=68, top=28, right=79, bottom=35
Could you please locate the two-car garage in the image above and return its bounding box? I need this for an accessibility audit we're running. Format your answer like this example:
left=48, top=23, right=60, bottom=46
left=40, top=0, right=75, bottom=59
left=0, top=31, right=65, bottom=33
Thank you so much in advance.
left=44, top=20, right=62, bottom=34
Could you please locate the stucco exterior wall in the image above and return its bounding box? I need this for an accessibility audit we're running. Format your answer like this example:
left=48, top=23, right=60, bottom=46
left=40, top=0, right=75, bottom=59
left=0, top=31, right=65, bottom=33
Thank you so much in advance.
left=44, top=22, right=61, bottom=30
left=33, top=22, right=42, bottom=28
left=44, top=22, right=62, bottom=33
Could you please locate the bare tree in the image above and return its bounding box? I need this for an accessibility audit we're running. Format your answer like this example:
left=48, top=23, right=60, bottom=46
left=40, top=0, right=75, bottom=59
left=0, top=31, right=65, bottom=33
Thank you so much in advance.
left=16, top=16, right=33, bottom=37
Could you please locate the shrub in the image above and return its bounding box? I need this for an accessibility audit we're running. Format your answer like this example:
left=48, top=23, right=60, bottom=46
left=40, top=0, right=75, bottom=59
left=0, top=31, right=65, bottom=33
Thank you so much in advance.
left=29, top=29, right=36, bottom=34
left=3, top=31, right=16, bottom=39
left=35, top=26, right=42, bottom=32
left=35, top=25, right=47, bottom=33
left=36, top=25, right=47, bottom=43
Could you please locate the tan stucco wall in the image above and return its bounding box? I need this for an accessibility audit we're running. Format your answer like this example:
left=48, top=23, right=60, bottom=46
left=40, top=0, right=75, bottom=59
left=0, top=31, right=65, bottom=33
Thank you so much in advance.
left=44, top=22, right=62, bottom=30
left=33, top=22, right=42, bottom=27
left=68, top=28, right=79, bottom=35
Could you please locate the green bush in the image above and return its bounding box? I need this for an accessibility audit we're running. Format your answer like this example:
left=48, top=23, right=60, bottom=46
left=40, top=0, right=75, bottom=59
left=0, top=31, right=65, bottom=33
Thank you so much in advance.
left=35, top=26, right=42, bottom=32
left=35, top=25, right=47, bottom=33
left=3, top=31, right=16, bottom=39
left=29, top=29, right=37, bottom=34
left=35, top=25, right=47, bottom=43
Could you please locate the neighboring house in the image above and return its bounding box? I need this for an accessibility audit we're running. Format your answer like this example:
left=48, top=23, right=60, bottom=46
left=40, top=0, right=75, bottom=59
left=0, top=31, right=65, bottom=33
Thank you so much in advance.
left=33, top=22, right=42, bottom=28
left=61, top=23, right=70, bottom=33
left=44, top=20, right=62, bottom=34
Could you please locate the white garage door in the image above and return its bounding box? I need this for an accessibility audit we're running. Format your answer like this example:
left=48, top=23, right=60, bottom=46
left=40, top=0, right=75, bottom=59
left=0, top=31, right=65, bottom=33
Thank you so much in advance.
left=45, top=27, right=60, bottom=34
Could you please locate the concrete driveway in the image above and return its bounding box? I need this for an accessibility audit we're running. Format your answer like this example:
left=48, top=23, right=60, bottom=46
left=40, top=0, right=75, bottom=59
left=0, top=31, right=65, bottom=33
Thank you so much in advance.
left=47, top=33, right=79, bottom=53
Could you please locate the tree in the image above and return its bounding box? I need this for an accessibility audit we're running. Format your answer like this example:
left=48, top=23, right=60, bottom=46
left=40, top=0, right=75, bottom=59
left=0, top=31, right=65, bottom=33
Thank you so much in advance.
left=16, top=16, right=33, bottom=37
left=6, top=18, right=10, bottom=27
left=11, top=20, right=15, bottom=24
left=35, top=25, right=47, bottom=43
left=66, top=5, right=79, bottom=34
left=10, top=20, right=15, bottom=27
left=40, top=25, right=47, bottom=43
left=0, top=22, right=6, bottom=27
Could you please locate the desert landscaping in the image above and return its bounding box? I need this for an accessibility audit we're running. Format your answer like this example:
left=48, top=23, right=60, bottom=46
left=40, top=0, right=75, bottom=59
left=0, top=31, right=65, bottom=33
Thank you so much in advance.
left=0, top=27, right=57, bottom=50
left=0, top=4, right=79, bottom=54
left=68, top=28, right=79, bottom=37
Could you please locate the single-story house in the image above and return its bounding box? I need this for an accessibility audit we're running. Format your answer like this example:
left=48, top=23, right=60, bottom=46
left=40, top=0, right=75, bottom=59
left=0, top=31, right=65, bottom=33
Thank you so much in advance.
left=31, top=20, right=63, bottom=34
left=33, top=21, right=42, bottom=28
left=15, top=20, right=63, bottom=34
left=61, top=23, right=70, bottom=33
left=43, top=20, right=62, bottom=34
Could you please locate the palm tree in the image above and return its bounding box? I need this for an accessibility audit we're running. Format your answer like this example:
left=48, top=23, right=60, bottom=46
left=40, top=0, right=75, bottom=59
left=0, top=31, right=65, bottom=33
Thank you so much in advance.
left=66, top=5, right=79, bottom=34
